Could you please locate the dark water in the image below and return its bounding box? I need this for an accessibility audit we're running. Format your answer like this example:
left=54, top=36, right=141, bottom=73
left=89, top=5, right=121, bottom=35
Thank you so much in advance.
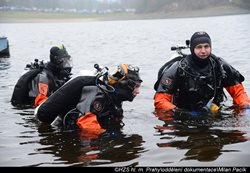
left=0, top=14, right=250, bottom=167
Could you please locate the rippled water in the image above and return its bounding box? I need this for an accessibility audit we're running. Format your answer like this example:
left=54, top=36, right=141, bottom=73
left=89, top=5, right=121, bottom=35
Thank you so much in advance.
left=0, top=14, right=250, bottom=167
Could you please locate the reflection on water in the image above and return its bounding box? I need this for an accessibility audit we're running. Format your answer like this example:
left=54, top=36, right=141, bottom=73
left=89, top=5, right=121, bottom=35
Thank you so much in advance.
left=1, top=14, right=250, bottom=166
left=12, top=88, right=147, bottom=167
left=154, top=109, right=249, bottom=162
left=36, top=125, right=145, bottom=167
left=14, top=109, right=146, bottom=167
left=0, top=58, right=11, bottom=70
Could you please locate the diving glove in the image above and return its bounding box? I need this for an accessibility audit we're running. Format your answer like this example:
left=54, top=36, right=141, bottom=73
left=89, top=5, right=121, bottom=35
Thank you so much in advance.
left=202, top=99, right=219, bottom=113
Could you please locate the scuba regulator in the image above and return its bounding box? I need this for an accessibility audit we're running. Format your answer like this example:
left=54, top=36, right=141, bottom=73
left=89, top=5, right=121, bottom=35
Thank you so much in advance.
left=94, top=64, right=115, bottom=93
left=25, top=58, right=46, bottom=70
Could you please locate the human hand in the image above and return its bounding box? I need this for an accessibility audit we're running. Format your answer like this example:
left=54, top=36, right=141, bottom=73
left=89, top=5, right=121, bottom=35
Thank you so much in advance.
left=232, top=103, right=250, bottom=116
left=237, top=103, right=250, bottom=115
left=202, top=102, right=219, bottom=114
left=154, top=108, right=175, bottom=121
left=242, top=103, right=250, bottom=109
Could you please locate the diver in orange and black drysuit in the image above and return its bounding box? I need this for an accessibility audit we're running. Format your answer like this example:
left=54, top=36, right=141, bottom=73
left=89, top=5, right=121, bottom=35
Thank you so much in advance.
left=36, top=64, right=142, bottom=136
left=154, top=31, right=250, bottom=112
left=11, top=44, right=73, bottom=107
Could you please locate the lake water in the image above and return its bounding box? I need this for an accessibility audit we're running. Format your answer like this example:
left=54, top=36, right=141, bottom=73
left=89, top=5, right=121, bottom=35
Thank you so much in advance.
left=0, top=14, right=250, bottom=167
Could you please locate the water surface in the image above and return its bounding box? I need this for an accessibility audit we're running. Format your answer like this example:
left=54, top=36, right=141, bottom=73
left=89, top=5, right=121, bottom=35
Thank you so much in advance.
left=0, top=14, right=250, bottom=167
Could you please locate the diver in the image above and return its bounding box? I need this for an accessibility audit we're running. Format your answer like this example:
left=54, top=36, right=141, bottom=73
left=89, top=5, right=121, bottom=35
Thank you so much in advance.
left=36, top=64, right=142, bottom=136
left=11, top=44, right=73, bottom=108
left=154, top=31, right=250, bottom=113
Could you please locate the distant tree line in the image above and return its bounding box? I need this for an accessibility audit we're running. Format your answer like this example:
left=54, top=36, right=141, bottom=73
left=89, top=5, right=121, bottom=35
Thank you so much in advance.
left=120, top=0, right=250, bottom=13
left=0, top=0, right=121, bottom=10
left=1, top=0, right=250, bottom=13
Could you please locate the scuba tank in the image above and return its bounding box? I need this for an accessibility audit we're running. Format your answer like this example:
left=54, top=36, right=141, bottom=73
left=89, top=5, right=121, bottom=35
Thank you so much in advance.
left=154, top=40, right=190, bottom=90
left=11, top=59, right=47, bottom=107
left=72, top=64, right=114, bottom=93
left=60, top=64, right=116, bottom=130
left=36, top=64, right=114, bottom=125
left=158, top=40, right=190, bottom=79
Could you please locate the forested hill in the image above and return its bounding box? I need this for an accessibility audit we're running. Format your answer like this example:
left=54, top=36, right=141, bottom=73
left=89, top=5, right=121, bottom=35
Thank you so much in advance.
left=1, top=0, right=250, bottom=22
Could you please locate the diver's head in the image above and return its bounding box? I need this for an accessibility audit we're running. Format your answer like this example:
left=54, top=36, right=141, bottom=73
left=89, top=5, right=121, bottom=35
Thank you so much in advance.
left=190, top=31, right=212, bottom=65
left=108, top=64, right=142, bottom=101
left=50, top=44, right=73, bottom=79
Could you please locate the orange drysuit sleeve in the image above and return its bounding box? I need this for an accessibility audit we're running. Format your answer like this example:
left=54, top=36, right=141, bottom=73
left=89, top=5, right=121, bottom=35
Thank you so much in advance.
left=76, top=112, right=106, bottom=138
left=226, top=84, right=250, bottom=107
left=154, top=92, right=176, bottom=110
left=34, top=83, right=48, bottom=107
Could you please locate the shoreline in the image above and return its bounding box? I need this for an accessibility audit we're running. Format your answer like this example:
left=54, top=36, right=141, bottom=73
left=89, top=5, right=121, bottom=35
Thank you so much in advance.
left=1, top=6, right=250, bottom=23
